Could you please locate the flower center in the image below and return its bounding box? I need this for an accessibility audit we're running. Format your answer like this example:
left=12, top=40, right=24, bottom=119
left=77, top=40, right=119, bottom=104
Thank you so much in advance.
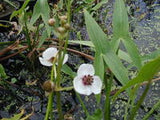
left=49, top=57, right=55, bottom=63
left=82, top=75, right=93, bottom=86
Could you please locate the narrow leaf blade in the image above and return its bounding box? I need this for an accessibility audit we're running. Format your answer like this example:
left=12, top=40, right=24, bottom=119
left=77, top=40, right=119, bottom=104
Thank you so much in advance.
left=113, top=0, right=129, bottom=37
left=84, top=9, right=109, bottom=54
left=113, top=55, right=160, bottom=100
left=122, top=36, right=142, bottom=69
left=103, top=53, right=129, bottom=86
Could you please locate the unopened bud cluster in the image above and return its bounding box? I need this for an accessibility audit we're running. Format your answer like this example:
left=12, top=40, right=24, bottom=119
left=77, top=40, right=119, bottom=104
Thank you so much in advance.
left=57, top=15, right=70, bottom=35
left=48, top=15, right=70, bottom=38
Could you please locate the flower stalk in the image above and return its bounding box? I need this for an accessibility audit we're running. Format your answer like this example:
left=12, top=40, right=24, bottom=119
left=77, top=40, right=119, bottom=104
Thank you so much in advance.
left=104, top=73, right=113, bottom=120
left=44, top=63, right=56, bottom=120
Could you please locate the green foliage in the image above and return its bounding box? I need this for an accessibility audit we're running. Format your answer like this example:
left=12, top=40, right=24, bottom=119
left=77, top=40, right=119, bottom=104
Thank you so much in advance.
left=113, top=55, right=160, bottom=101
left=30, top=0, right=51, bottom=35
left=1, top=109, right=33, bottom=120
left=0, top=64, right=8, bottom=80
left=69, top=40, right=94, bottom=48
left=10, top=0, right=30, bottom=20
left=142, top=48, right=160, bottom=62
left=4, top=0, right=19, bottom=9
left=86, top=109, right=103, bottom=120
left=84, top=9, right=129, bottom=86
left=91, top=0, right=108, bottom=11
left=62, top=64, right=76, bottom=79
left=112, top=0, right=142, bottom=70
left=122, top=36, right=142, bottom=69
left=1, top=110, right=23, bottom=120
left=37, top=30, right=48, bottom=48
left=11, top=78, right=17, bottom=84
left=1, top=0, right=160, bottom=119
left=75, top=0, right=108, bottom=14
left=113, top=0, right=129, bottom=37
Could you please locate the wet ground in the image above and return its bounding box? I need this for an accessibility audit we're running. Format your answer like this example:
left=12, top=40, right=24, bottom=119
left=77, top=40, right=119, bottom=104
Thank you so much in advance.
left=0, top=0, right=160, bottom=120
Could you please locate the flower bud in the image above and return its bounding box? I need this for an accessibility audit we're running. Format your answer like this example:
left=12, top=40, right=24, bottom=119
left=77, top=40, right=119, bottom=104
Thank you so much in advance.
left=42, top=80, right=55, bottom=92
left=53, top=4, right=58, bottom=9
left=64, top=23, right=70, bottom=30
left=48, top=18, right=56, bottom=26
left=59, top=15, right=67, bottom=21
left=57, top=27, right=66, bottom=34
left=61, top=19, right=67, bottom=25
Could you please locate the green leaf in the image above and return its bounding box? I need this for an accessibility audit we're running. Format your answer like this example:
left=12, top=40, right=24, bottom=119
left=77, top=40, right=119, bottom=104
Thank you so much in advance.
left=94, top=53, right=104, bottom=103
left=84, top=9, right=129, bottom=86
left=0, top=64, right=8, bottom=80
left=2, top=109, right=24, bottom=120
left=84, top=9, right=109, bottom=54
left=118, top=50, right=132, bottom=63
left=141, top=48, right=160, bottom=62
left=110, top=37, right=120, bottom=53
left=94, top=53, right=104, bottom=80
left=102, top=53, right=129, bottom=85
left=69, top=40, right=94, bottom=47
left=62, top=64, right=76, bottom=79
left=4, top=0, right=18, bottom=9
left=37, top=30, right=48, bottom=48
left=92, top=0, right=108, bottom=11
left=11, top=78, right=17, bottom=83
left=122, top=36, right=142, bottom=69
left=1, top=109, right=33, bottom=120
left=69, top=40, right=132, bottom=64
left=142, top=99, right=160, bottom=120
left=113, top=0, right=129, bottom=37
left=112, top=0, right=142, bottom=70
left=113, top=55, right=160, bottom=100
left=30, top=0, right=51, bottom=35
left=86, top=109, right=103, bottom=120
left=10, top=0, right=30, bottom=20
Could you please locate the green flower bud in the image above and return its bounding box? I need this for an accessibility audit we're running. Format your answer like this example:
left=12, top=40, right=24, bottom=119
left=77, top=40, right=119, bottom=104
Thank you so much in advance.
left=57, top=27, right=66, bottom=34
left=64, top=23, right=70, bottom=30
left=59, top=15, right=67, bottom=21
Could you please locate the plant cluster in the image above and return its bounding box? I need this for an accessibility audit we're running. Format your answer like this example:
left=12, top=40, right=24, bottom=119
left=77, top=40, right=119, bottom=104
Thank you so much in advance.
left=0, top=0, right=160, bottom=120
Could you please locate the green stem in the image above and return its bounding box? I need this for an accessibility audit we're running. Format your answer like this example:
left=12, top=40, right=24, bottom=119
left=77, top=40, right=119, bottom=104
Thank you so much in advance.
left=55, top=37, right=65, bottom=120
left=56, top=91, right=63, bottom=120
left=24, top=22, right=32, bottom=51
left=104, top=74, right=113, bottom=120
left=55, top=49, right=63, bottom=120
left=45, top=64, right=56, bottom=120
left=56, top=86, right=73, bottom=91
left=44, top=92, right=54, bottom=120
left=56, top=38, right=64, bottom=86
left=124, top=85, right=139, bottom=120
left=129, top=82, right=151, bottom=120
left=76, top=93, right=89, bottom=116
left=66, top=0, right=73, bottom=24
left=142, top=99, right=160, bottom=120
left=124, top=97, right=131, bottom=120
left=0, top=20, right=12, bottom=23
left=4, top=0, right=18, bottom=8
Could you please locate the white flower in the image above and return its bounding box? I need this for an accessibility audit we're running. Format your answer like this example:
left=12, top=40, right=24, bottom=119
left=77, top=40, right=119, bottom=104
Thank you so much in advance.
left=39, top=47, right=68, bottom=66
left=73, top=64, right=102, bottom=95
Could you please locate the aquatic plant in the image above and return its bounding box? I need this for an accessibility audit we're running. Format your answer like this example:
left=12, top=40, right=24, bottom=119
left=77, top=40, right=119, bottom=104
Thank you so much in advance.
left=0, top=0, right=160, bottom=120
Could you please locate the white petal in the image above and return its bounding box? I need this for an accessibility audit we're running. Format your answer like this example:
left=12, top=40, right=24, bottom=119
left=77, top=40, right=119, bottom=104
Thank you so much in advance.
left=62, top=54, right=68, bottom=64
left=73, top=76, right=92, bottom=95
left=42, top=47, right=58, bottom=60
left=90, top=76, right=102, bottom=94
left=77, top=64, right=95, bottom=77
left=39, top=57, right=53, bottom=66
